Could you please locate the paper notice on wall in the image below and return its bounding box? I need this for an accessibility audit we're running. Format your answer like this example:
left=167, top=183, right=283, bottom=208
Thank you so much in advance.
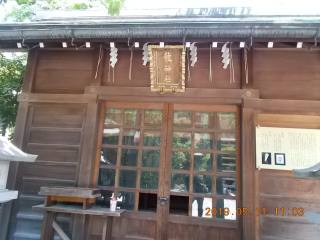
left=255, top=127, right=320, bottom=170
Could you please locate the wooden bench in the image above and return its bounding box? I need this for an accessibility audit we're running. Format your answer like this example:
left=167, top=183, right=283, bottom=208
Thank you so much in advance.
left=33, top=204, right=125, bottom=240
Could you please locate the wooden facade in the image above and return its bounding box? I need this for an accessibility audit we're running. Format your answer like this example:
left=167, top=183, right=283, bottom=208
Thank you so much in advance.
left=1, top=40, right=320, bottom=240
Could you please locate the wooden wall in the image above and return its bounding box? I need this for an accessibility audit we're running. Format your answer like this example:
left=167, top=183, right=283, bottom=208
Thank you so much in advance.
left=1, top=46, right=320, bottom=240
left=255, top=114, right=320, bottom=240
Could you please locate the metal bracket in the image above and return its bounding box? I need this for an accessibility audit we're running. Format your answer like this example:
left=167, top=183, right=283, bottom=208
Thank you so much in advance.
left=158, top=197, right=169, bottom=206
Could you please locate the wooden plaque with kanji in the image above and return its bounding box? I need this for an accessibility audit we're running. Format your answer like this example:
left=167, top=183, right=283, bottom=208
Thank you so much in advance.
left=148, top=45, right=186, bottom=93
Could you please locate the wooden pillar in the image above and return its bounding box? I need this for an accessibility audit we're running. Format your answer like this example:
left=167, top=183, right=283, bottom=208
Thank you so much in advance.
left=102, top=216, right=113, bottom=240
left=72, top=46, right=103, bottom=240
left=242, top=107, right=257, bottom=240
left=40, top=212, right=56, bottom=240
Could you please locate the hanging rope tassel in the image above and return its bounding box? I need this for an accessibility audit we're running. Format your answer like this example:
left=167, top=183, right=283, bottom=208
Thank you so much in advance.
left=230, top=43, right=235, bottom=83
left=129, top=49, right=133, bottom=80
left=187, top=50, right=191, bottom=81
left=209, top=45, right=212, bottom=81
left=244, top=47, right=249, bottom=84
left=108, top=53, right=111, bottom=82
left=95, top=44, right=103, bottom=79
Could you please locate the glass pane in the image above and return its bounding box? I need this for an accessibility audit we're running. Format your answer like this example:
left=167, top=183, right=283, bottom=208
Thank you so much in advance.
left=140, top=171, right=159, bottom=190
left=119, top=170, right=137, bottom=188
left=124, top=109, right=142, bottom=126
left=142, top=150, right=160, bottom=168
left=193, top=175, right=212, bottom=194
left=171, top=173, right=189, bottom=193
left=174, top=111, right=192, bottom=128
left=194, top=132, right=214, bottom=150
left=217, top=112, right=236, bottom=130
left=105, top=108, right=121, bottom=125
left=121, top=149, right=138, bottom=167
left=143, top=130, right=161, bottom=147
left=98, top=169, right=115, bottom=187
left=122, top=129, right=140, bottom=146
left=216, top=199, right=237, bottom=220
left=172, top=132, right=191, bottom=149
left=100, top=148, right=117, bottom=165
left=96, top=190, right=113, bottom=208
left=145, top=110, right=163, bottom=126
left=216, top=176, right=237, bottom=196
left=117, top=191, right=135, bottom=211
left=217, top=154, right=236, bottom=173
left=192, top=197, right=212, bottom=218
left=195, top=112, right=214, bottom=128
left=102, top=128, right=120, bottom=145
left=194, top=153, right=213, bottom=172
left=217, top=133, right=236, bottom=152
left=171, top=151, right=190, bottom=170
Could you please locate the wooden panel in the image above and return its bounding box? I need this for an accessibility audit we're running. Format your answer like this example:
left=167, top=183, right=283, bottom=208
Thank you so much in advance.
left=102, top=49, right=241, bottom=89
left=29, top=130, right=81, bottom=145
left=32, top=114, right=83, bottom=128
left=23, top=163, right=77, bottom=181
left=27, top=144, right=79, bottom=163
left=260, top=176, right=320, bottom=199
left=125, top=219, right=156, bottom=238
left=186, top=49, right=241, bottom=89
left=102, top=50, right=151, bottom=87
left=253, top=50, right=320, bottom=100
left=260, top=217, right=320, bottom=240
left=34, top=50, right=94, bottom=93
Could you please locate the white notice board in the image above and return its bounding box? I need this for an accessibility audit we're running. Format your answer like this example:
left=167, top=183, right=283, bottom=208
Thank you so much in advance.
left=255, top=127, right=320, bottom=170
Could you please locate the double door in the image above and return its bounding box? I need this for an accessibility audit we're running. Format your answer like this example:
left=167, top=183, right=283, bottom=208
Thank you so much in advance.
left=96, top=102, right=240, bottom=239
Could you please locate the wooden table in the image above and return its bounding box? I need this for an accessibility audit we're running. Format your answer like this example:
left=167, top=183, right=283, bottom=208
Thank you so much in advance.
left=33, top=204, right=125, bottom=240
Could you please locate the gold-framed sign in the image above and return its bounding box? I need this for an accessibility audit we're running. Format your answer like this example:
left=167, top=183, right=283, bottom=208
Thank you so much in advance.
left=148, top=45, right=186, bottom=93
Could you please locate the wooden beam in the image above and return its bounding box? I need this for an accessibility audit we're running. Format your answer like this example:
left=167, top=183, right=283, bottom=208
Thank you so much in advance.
left=22, top=49, right=38, bottom=92
left=85, top=86, right=260, bottom=99
left=40, top=212, right=56, bottom=240
left=241, top=48, right=254, bottom=89
left=17, top=93, right=97, bottom=103
left=53, top=221, right=70, bottom=240
left=102, top=217, right=113, bottom=240
left=244, top=98, right=320, bottom=111
left=242, top=108, right=256, bottom=240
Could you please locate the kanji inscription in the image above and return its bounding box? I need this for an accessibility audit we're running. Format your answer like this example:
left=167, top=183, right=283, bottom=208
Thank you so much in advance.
left=148, top=45, right=185, bottom=93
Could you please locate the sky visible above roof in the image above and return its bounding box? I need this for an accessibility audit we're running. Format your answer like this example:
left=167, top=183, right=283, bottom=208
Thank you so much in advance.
left=1, top=0, right=320, bottom=21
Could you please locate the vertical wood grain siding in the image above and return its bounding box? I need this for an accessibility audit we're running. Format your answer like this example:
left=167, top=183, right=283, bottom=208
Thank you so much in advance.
left=253, top=50, right=320, bottom=100
left=12, top=104, right=87, bottom=240
left=33, top=50, right=94, bottom=94
left=256, top=114, right=320, bottom=240
left=101, top=49, right=241, bottom=89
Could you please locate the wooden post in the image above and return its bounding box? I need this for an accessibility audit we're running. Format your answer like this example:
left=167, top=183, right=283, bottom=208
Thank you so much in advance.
left=242, top=107, right=256, bottom=240
left=102, top=216, right=113, bottom=240
left=40, top=212, right=56, bottom=240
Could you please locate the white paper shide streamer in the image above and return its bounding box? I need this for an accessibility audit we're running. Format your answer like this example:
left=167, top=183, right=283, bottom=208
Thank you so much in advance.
left=190, top=43, right=197, bottom=67
left=221, top=42, right=230, bottom=69
left=142, top=43, right=149, bottom=65
left=110, top=47, right=118, bottom=68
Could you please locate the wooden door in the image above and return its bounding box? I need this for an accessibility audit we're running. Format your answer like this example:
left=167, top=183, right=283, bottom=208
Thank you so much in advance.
left=160, top=104, right=241, bottom=240
left=93, top=102, right=240, bottom=240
